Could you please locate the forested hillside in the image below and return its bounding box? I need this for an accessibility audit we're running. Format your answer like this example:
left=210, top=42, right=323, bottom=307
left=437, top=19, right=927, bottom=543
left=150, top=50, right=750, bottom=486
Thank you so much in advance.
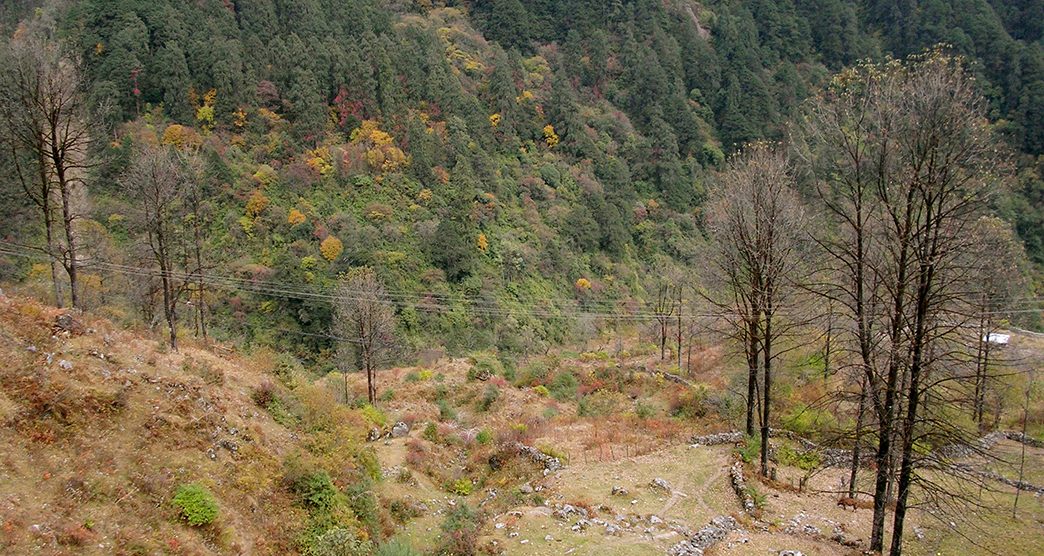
left=1, top=0, right=1041, bottom=365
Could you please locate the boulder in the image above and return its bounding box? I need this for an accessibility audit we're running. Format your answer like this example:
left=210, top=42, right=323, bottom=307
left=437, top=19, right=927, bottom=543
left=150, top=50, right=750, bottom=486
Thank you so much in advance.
left=390, top=421, right=409, bottom=438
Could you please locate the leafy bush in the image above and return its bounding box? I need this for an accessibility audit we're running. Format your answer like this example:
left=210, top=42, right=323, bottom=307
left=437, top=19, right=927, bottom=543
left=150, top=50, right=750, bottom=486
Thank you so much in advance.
left=307, top=526, right=373, bottom=556
left=404, top=371, right=421, bottom=382
left=422, top=422, right=439, bottom=443
left=634, top=399, right=655, bottom=419
left=776, top=444, right=821, bottom=471
left=172, top=483, right=219, bottom=526
left=669, top=386, right=708, bottom=420
left=388, top=499, right=423, bottom=524
left=360, top=404, right=387, bottom=427
left=736, top=436, right=761, bottom=464
left=537, top=444, right=569, bottom=465
left=533, top=385, right=550, bottom=397
left=273, top=352, right=305, bottom=388
left=781, top=404, right=838, bottom=436
left=292, top=471, right=339, bottom=512
left=438, top=399, right=457, bottom=421
left=344, top=481, right=381, bottom=541
left=475, top=429, right=493, bottom=445
left=437, top=503, right=480, bottom=556
left=449, top=477, right=473, bottom=496
left=515, top=361, right=550, bottom=387
left=549, top=371, right=578, bottom=401
left=467, top=351, right=504, bottom=381
left=356, top=448, right=383, bottom=481
left=744, top=485, right=767, bottom=509
left=477, top=385, right=499, bottom=412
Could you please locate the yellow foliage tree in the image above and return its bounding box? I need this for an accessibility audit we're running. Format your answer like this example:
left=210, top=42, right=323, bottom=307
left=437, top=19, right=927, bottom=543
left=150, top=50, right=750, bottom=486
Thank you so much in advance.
left=161, top=124, right=200, bottom=150
left=417, top=188, right=433, bottom=203
left=543, top=124, right=559, bottom=148
left=306, top=147, right=334, bottom=177
left=489, top=113, right=501, bottom=128
left=195, top=88, right=217, bottom=133
left=246, top=190, right=269, bottom=217
left=320, top=236, right=343, bottom=261
left=253, top=164, right=278, bottom=187
left=351, top=120, right=407, bottom=173
left=575, top=277, right=592, bottom=290
left=287, top=208, right=307, bottom=226
left=477, top=233, right=489, bottom=253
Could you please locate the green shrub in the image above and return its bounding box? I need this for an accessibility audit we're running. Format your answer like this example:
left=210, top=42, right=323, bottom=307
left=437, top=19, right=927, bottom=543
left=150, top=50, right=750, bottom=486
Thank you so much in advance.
left=476, top=428, right=493, bottom=445
left=292, top=471, right=339, bottom=512
left=467, top=351, right=504, bottom=381
left=634, top=399, right=655, bottom=419
left=477, top=384, right=499, bottom=411
left=423, top=422, right=439, bottom=443
left=274, top=352, right=304, bottom=388
left=736, top=436, right=761, bottom=464
left=781, top=404, right=838, bottom=436
left=405, top=371, right=421, bottom=383
left=744, top=485, right=767, bottom=509
left=537, top=444, right=568, bottom=465
left=533, top=385, right=550, bottom=397
left=670, top=386, right=708, bottom=420
left=388, top=499, right=423, bottom=524
left=360, top=404, right=387, bottom=427
left=379, top=389, right=395, bottom=402
left=449, top=477, right=473, bottom=496
left=307, top=526, right=373, bottom=556
left=437, top=399, right=457, bottom=421
left=345, top=481, right=381, bottom=541
left=549, top=371, right=578, bottom=401
left=356, top=448, right=383, bottom=481
left=515, top=361, right=550, bottom=387
left=776, top=444, right=821, bottom=471
left=437, top=503, right=480, bottom=556
left=172, top=483, right=219, bottom=526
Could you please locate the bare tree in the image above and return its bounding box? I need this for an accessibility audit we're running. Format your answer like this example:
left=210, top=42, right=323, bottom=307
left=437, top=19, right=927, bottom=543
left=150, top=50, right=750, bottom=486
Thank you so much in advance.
left=120, top=145, right=192, bottom=350
left=333, top=268, right=397, bottom=406
left=707, top=143, right=807, bottom=475
left=801, top=50, right=1013, bottom=555
left=0, top=22, right=90, bottom=308
left=965, top=216, right=1028, bottom=431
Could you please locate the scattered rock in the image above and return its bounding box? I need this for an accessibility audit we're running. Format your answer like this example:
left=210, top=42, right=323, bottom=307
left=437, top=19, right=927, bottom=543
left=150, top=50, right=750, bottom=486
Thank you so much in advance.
left=367, top=427, right=381, bottom=442
left=650, top=478, right=672, bottom=492
left=53, top=313, right=86, bottom=336
left=544, top=535, right=553, bottom=541
left=611, top=485, right=628, bottom=496
left=668, top=515, right=738, bottom=556
left=729, top=463, right=755, bottom=512
left=58, top=359, right=73, bottom=370
left=649, top=515, right=663, bottom=525
left=779, top=551, right=805, bottom=556
left=515, top=442, right=563, bottom=472
left=390, top=421, right=409, bottom=438
left=520, top=482, right=534, bottom=494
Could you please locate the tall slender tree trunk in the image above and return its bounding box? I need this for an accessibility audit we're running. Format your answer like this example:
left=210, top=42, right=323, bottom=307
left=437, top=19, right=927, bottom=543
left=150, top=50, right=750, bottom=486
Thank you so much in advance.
left=870, top=194, right=914, bottom=552
left=849, top=374, right=868, bottom=498
left=156, top=231, right=177, bottom=351
left=746, top=326, right=759, bottom=437
left=760, top=307, right=773, bottom=477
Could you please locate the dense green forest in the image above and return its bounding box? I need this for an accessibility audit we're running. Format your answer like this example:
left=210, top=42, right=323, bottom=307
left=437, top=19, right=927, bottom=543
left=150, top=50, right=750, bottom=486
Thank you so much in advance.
left=0, top=0, right=1041, bottom=365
